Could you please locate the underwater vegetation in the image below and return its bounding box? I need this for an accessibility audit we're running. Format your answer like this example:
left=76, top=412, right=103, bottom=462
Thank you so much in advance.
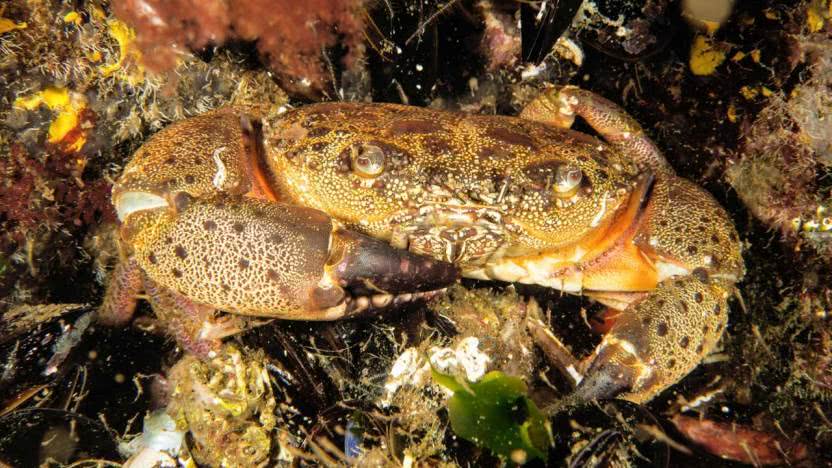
left=111, top=0, right=367, bottom=99
left=433, top=369, right=553, bottom=464
left=727, top=34, right=832, bottom=259
left=0, top=0, right=831, bottom=466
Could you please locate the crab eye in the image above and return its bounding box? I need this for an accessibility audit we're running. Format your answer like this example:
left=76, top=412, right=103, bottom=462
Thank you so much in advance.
left=351, top=144, right=385, bottom=178
left=553, top=164, right=583, bottom=197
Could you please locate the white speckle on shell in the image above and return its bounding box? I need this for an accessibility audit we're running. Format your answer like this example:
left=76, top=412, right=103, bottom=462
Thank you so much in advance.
left=211, top=146, right=228, bottom=189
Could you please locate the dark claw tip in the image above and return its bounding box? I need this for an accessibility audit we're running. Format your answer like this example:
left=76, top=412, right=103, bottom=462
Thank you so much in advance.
left=573, top=345, right=642, bottom=402
left=333, top=229, right=459, bottom=296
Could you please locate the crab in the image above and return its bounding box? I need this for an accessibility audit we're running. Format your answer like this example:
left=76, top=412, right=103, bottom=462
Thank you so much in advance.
left=99, top=85, right=743, bottom=403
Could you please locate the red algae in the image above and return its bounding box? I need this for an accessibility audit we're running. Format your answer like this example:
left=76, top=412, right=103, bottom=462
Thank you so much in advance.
left=111, top=0, right=367, bottom=98
left=0, top=142, right=115, bottom=253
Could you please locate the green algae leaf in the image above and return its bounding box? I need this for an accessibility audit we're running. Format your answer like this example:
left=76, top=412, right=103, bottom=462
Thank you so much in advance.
left=433, top=369, right=552, bottom=463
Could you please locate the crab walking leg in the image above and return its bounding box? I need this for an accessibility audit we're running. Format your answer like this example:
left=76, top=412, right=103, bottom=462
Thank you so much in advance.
left=520, top=85, right=673, bottom=174
left=119, top=195, right=459, bottom=321
left=573, top=274, right=732, bottom=403
left=526, top=315, right=585, bottom=387
left=143, top=278, right=255, bottom=357
left=98, top=256, right=144, bottom=326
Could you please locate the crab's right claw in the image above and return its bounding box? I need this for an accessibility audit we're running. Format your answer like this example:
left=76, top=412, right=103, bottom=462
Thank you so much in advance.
left=120, top=194, right=458, bottom=321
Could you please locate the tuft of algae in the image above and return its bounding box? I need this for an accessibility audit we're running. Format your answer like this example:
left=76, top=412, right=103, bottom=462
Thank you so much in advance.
left=433, top=369, right=553, bottom=464
left=429, top=285, right=538, bottom=379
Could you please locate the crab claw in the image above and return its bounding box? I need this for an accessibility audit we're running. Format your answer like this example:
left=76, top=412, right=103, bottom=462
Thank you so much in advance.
left=571, top=274, right=732, bottom=403
left=119, top=193, right=458, bottom=322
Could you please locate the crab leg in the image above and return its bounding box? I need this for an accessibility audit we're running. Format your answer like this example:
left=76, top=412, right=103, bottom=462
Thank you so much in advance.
left=98, top=256, right=143, bottom=326
left=521, top=85, right=673, bottom=174
left=142, top=278, right=251, bottom=357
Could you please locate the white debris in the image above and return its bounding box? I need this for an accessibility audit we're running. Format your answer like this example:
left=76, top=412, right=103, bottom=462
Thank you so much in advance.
left=120, top=411, right=185, bottom=468
left=446, top=337, right=492, bottom=382
left=427, top=347, right=457, bottom=375
left=680, top=387, right=725, bottom=412
left=381, top=337, right=493, bottom=407
left=520, top=62, right=547, bottom=80
left=554, top=36, right=584, bottom=66
left=381, top=348, right=430, bottom=406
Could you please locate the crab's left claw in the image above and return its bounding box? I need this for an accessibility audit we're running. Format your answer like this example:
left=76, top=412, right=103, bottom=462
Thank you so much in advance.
left=529, top=271, right=734, bottom=404
left=573, top=273, right=732, bottom=403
